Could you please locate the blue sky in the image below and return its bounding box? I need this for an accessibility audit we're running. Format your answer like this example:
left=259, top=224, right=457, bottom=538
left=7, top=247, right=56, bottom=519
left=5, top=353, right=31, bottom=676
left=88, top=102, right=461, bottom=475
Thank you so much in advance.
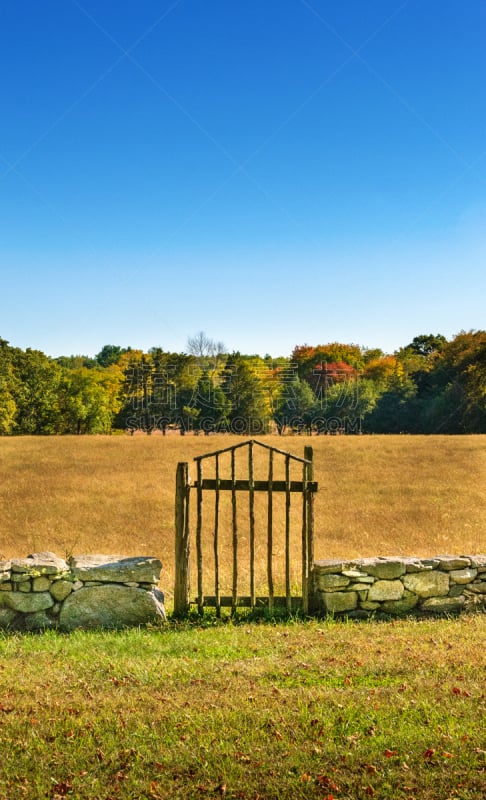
left=0, top=0, right=484, bottom=358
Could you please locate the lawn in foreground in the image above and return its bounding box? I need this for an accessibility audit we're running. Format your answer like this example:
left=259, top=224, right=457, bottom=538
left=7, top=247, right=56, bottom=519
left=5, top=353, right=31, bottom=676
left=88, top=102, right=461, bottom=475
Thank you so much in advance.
left=0, top=615, right=484, bottom=800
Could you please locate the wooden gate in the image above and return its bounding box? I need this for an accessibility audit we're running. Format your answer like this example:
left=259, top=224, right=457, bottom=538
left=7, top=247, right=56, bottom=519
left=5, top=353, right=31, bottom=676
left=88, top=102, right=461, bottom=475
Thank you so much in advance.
left=173, top=439, right=317, bottom=616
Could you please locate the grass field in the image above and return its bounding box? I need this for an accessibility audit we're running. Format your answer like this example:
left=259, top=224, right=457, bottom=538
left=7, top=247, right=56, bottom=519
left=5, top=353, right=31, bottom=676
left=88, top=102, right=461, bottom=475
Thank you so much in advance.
left=0, top=434, right=484, bottom=603
left=0, top=616, right=484, bottom=800
left=0, top=435, right=485, bottom=799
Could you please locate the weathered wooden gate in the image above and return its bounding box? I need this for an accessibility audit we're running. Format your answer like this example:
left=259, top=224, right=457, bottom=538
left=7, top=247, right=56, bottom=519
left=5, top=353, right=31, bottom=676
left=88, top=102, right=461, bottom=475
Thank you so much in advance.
left=173, top=439, right=317, bottom=616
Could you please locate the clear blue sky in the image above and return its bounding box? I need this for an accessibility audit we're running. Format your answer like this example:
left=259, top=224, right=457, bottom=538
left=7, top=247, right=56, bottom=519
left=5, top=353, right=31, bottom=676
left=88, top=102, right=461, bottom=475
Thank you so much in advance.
left=1, top=0, right=484, bottom=358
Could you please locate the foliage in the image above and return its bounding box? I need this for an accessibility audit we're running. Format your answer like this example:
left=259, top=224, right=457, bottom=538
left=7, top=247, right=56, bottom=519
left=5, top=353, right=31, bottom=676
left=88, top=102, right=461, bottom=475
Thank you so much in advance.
left=0, top=339, right=17, bottom=435
left=220, top=353, right=272, bottom=434
left=10, top=347, right=63, bottom=434
left=274, top=375, right=317, bottom=433
left=0, top=331, right=484, bottom=434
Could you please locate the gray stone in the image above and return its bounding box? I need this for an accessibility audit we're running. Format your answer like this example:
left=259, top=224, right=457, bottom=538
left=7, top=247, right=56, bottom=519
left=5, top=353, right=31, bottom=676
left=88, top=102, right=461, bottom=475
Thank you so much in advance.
left=0, top=571, right=11, bottom=584
left=49, top=579, right=73, bottom=602
left=421, top=559, right=441, bottom=568
left=0, top=560, right=11, bottom=572
left=322, top=591, right=357, bottom=614
left=381, top=591, right=419, bottom=615
left=11, top=552, right=68, bottom=575
left=314, top=560, right=345, bottom=575
left=19, top=581, right=31, bottom=593
left=69, top=555, right=162, bottom=584
left=32, top=576, right=51, bottom=592
left=72, top=581, right=84, bottom=591
left=464, top=555, right=486, bottom=570
left=351, top=575, right=375, bottom=584
left=23, top=611, right=55, bottom=631
left=51, top=603, right=61, bottom=615
left=449, top=583, right=466, bottom=597
left=403, top=558, right=433, bottom=573
left=0, top=608, right=19, bottom=629
left=5, top=591, right=54, bottom=613
left=59, top=584, right=166, bottom=631
left=449, top=568, right=477, bottom=584
left=11, top=573, right=31, bottom=583
left=361, top=560, right=406, bottom=580
left=468, top=582, right=486, bottom=593
left=360, top=601, right=380, bottom=611
left=368, top=580, right=404, bottom=602
left=0, top=583, right=12, bottom=591
left=347, top=584, right=369, bottom=595
left=403, top=571, right=449, bottom=598
left=437, top=556, right=471, bottom=570
left=342, top=569, right=363, bottom=578
left=421, top=595, right=465, bottom=613
left=318, top=573, right=350, bottom=592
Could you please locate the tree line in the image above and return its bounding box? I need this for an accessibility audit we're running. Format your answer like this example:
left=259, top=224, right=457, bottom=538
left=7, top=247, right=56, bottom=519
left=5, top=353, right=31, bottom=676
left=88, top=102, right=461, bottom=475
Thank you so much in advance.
left=0, top=331, right=484, bottom=435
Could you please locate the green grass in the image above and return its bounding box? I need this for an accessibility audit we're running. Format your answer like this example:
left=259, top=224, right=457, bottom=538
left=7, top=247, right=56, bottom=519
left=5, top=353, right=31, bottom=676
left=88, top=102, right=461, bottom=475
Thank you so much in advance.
left=0, top=615, right=484, bottom=799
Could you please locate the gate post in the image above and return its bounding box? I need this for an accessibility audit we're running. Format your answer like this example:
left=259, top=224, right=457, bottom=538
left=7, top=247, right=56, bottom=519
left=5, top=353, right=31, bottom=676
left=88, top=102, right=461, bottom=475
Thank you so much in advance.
left=174, top=462, right=190, bottom=616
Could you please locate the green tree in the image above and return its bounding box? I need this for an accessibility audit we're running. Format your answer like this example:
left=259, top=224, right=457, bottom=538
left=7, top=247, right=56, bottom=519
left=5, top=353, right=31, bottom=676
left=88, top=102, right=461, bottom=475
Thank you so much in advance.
left=95, top=344, right=131, bottom=368
left=0, top=339, right=17, bottom=434
left=417, top=331, right=486, bottom=433
left=274, top=375, right=317, bottom=434
left=58, top=366, right=123, bottom=434
left=10, top=348, right=62, bottom=434
left=183, top=375, right=230, bottom=433
left=221, top=353, right=272, bottom=434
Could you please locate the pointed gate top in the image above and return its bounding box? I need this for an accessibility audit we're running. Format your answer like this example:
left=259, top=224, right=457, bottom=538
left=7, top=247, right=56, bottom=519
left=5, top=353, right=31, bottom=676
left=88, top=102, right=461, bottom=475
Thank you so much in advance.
left=193, top=438, right=312, bottom=464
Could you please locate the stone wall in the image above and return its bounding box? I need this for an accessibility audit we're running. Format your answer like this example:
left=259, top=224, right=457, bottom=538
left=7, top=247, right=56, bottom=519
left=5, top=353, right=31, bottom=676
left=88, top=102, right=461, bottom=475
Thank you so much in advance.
left=0, top=552, right=166, bottom=631
left=311, top=555, right=486, bottom=617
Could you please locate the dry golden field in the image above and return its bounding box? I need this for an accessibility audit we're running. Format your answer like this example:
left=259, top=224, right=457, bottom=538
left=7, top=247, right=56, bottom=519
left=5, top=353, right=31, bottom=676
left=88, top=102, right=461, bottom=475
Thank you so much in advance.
left=0, top=434, right=485, bottom=602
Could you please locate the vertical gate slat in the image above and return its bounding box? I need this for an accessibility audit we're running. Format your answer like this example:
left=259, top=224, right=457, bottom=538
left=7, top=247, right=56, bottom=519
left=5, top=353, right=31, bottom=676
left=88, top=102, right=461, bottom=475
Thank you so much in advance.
left=267, top=449, right=274, bottom=612
left=231, top=449, right=238, bottom=615
left=214, top=453, right=221, bottom=617
left=196, top=459, right=203, bottom=615
left=285, top=454, right=291, bottom=613
left=304, top=446, right=314, bottom=607
left=301, top=459, right=308, bottom=614
left=249, top=441, right=255, bottom=609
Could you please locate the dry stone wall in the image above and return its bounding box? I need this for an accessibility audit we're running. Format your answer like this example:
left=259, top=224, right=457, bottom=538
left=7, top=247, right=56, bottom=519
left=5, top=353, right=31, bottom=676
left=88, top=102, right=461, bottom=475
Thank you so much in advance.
left=311, top=555, right=486, bottom=617
left=0, top=553, right=166, bottom=631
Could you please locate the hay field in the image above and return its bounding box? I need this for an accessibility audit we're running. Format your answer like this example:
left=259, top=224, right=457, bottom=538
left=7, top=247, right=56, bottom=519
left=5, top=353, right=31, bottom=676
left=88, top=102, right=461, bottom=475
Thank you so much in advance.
left=0, top=434, right=484, bottom=601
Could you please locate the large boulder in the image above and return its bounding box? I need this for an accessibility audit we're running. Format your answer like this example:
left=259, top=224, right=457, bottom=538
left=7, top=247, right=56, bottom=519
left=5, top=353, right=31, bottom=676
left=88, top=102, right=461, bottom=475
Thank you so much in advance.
left=69, top=555, right=162, bottom=584
left=59, top=585, right=166, bottom=631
